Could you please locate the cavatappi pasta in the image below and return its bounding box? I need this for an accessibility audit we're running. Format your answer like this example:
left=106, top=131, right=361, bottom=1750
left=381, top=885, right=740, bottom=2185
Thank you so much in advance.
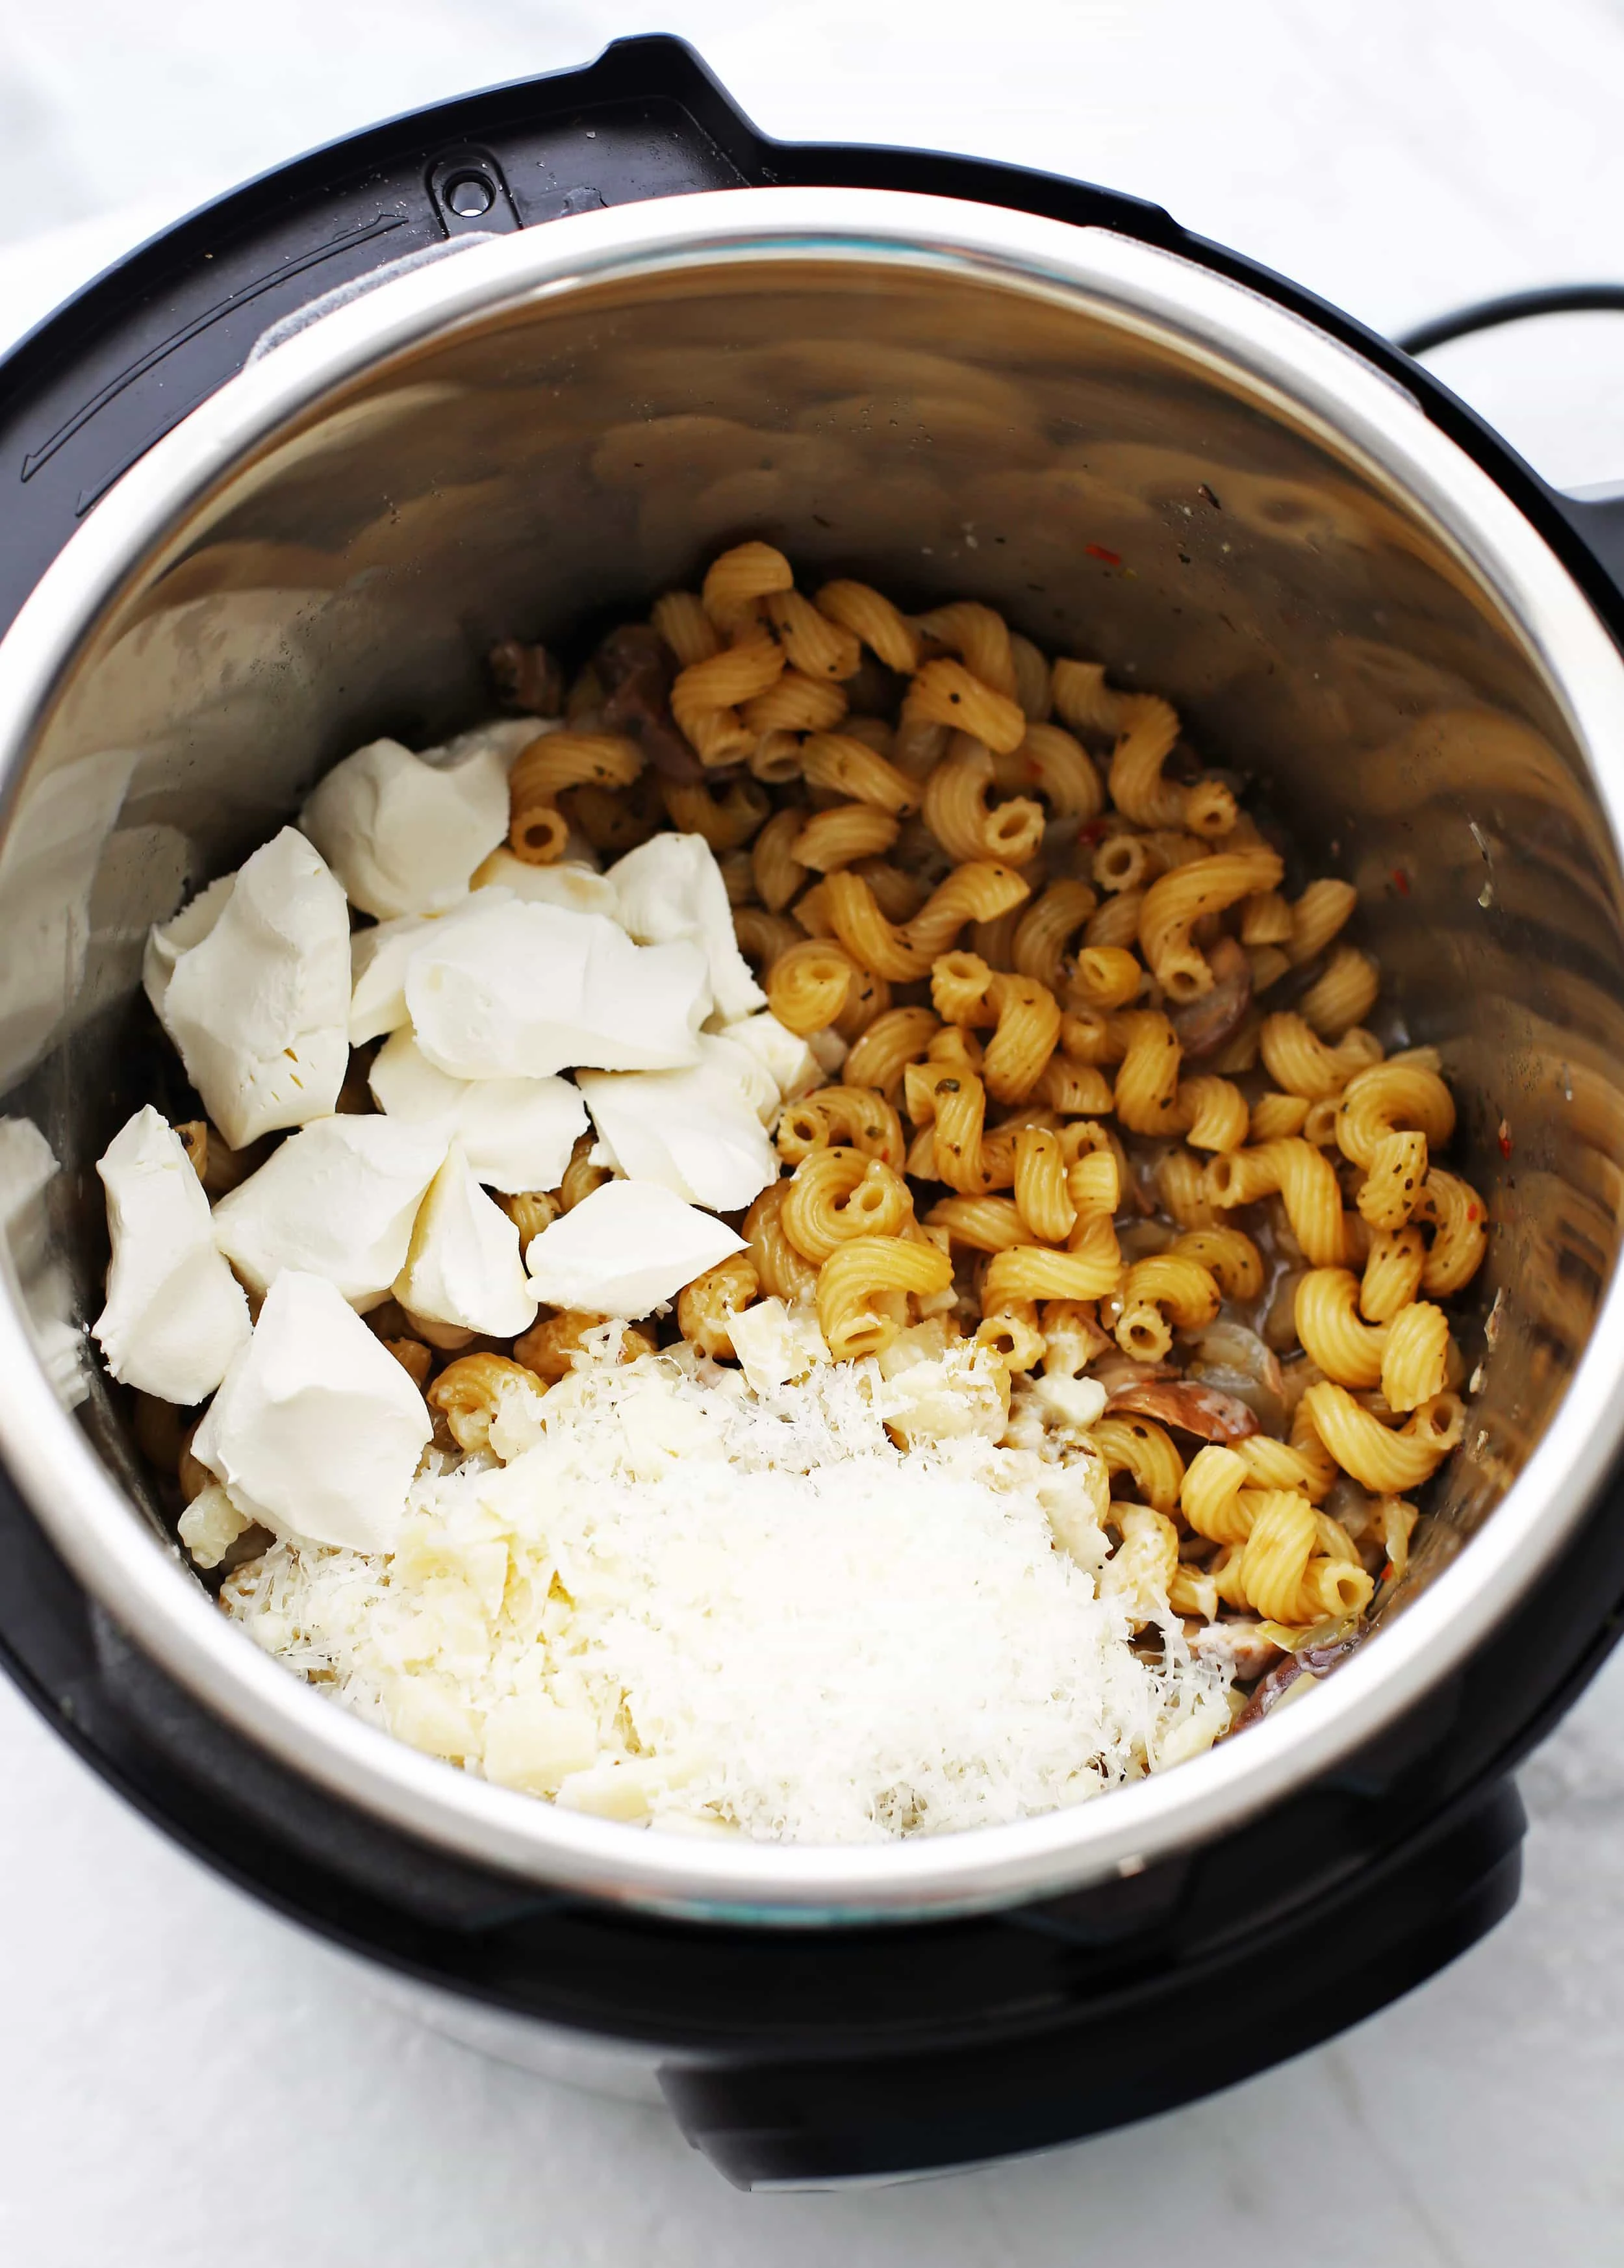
left=128, top=539, right=1497, bottom=1765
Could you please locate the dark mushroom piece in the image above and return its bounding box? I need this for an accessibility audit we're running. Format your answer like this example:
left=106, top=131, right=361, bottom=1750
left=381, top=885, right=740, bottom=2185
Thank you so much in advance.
left=594, top=622, right=705, bottom=783
left=1104, top=1377, right=1261, bottom=1442
left=1171, top=932, right=1252, bottom=1059
left=487, top=638, right=564, bottom=718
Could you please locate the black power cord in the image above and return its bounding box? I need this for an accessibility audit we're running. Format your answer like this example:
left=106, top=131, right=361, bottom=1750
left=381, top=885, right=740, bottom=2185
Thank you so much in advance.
left=1399, top=282, right=1624, bottom=356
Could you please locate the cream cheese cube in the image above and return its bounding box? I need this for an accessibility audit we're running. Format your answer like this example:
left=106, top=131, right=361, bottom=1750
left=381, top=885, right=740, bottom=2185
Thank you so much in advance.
left=405, top=896, right=707, bottom=1078
left=481, top=1693, right=599, bottom=1795
left=144, top=828, right=350, bottom=1149
left=299, top=731, right=511, bottom=920
left=608, top=832, right=765, bottom=1023
left=711, top=1010, right=820, bottom=1122
left=727, top=1297, right=830, bottom=1396
left=368, top=1028, right=587, bottom=1193
left=93, top=1106, right=252, bottom=1403
left=348, top=888, right=520, bottom=1046
left=210, top=1114, right=448, bottom=1308
left=524, top=1180, right=746, bottom=1318
left=192, top=1269, right=431, bottom=1553
left=392, top=1142, right=537, bottom=1336
left=576, top=1041, right=776, bottom=1212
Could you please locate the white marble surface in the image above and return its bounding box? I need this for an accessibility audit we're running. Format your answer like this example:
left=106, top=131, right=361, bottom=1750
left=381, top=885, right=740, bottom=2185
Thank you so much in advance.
left=5, top=2, right=1624, bottom=2258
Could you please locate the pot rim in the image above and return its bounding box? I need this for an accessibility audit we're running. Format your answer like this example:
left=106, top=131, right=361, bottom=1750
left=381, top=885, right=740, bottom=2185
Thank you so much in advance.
left=3, top=185, right=1623, bottom=1922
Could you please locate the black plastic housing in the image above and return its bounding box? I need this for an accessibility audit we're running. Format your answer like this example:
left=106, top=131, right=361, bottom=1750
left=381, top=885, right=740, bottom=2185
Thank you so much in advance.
left=4, top=32, right=1624, bottom=2191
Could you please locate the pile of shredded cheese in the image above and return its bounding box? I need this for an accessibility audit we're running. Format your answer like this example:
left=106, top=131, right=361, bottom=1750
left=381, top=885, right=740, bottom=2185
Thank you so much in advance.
left=223, top=1334, right=1234, bottom=1842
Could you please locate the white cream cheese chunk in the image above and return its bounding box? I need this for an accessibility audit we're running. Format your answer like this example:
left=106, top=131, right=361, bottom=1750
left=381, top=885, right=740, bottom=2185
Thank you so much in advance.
left=471, top=848, right=617, bottom=916
left=525, top=1179, right=746, bottom=1317
left=210, top=1114, right=447, bottom=1308
left=405, top=896, right=707, bottom=1078
left=93, top=1106, right=251, bottom=1403
left=577, top=1038, right=777, bottom=1212
left=608, top=832, right=765, bottom=1023
left=193, top=1269, right=430, bottom=1553
left=727, top=1297, right=829, bottom=1396
left=299, top=729, right=514, bottom=921
left=368, top=1028, right=587, bottom=1193
left=144, top=828, right=350, bottom=1149
left=709, top=1011, right=820, bottom=1124
left=348, top=889, right=518, bottom=1046
left=392, top=1142, right=537, bottom=1336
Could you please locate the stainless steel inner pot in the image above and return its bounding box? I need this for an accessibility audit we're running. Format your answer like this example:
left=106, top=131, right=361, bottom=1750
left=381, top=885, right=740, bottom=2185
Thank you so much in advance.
left=3, top=187, right=1624, bottom=1922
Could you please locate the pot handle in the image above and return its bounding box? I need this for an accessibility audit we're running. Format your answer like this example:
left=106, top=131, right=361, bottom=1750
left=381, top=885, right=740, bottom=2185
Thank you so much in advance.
left=659, top=1777, right=1525, bottom=2191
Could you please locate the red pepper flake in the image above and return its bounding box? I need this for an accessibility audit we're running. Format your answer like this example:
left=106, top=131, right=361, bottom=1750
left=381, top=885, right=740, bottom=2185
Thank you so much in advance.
left=1379, top=1562, right=1395, bottom=1585
left=1497, top=1119, right=1514, bottom=1158
left=1076, top=817, right=1111, bottom=844
left=1391, top=867, right=1410, bottom=895
left=1085, top=543, right=1122, bottom=566
left=1465, top=1204, right=1482, bottom=1221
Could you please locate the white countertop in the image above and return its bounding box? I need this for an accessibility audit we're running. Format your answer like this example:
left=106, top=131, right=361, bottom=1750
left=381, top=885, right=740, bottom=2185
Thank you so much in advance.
left=5, top=3, right=1624, bottom=2259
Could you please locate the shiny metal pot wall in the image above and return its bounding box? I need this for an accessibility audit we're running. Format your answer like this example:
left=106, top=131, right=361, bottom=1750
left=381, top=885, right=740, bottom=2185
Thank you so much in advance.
left=2, top=188, right=1623, bottom=1922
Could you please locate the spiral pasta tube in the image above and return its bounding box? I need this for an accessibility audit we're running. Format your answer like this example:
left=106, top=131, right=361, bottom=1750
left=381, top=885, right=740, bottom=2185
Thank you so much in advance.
left=1156, top=1147, right=1217, bottom=1230
left=923, top=1193, right=1028, bottom=1251
left=1302, top=1379, right=1466, bottom=1493
left=1250, top=1091, right=1311, bottom=1142
left=922, top=739, right=1047, bottom=865
left=1009, top=632, right=1052, bottom=721
left=1171, top=1225, right=1263, bottom=1301
left=702, top=540, right=793, bottom=625
left=1180, top=1076, right=1250, bottom=1154
left=1012, top=880, right=1099, bottom=991
left=914, top=600, right=1019, bottom=696
left=844, top=1006, right=941, bottom=1100
left=816, top=1235, right=953, bottom=1360
left=1233, top=1490, right=1373, bottom=1625
left=1356, top=1129, right=1430, bottom=1231
left=801, top=732, right=922, bottom=815
left=650, top=590, right=722, bottom=667
left=1336, top=1061, right=1456, bottom=1167
left=1113, top=1251, right=1221, bottom=1360
left=663, top=775, right=769, bottom=850
left=1206, top=1138, right=1346, bottom=1267
left=1030, top=655, right=1108, bottom=735
left=1113, top=1010, right=1185, bottom=1135
left=791, top=804, right=901, bottom=871
left=1085, top=886, right=1145, bottom=950
left=1138, top=845, right=1286, bottom=1002
left=1091, top=1416, right=1185, bottom=1513
left=1362, top=1225, right=1426, bottom=1322
left=814, top=579, right=920, bottom=674
left=905, top=658, right=1028, bottom=753
left=1068, top=945, right=1141, bottom=1012
left=1415, top=1168, right=1488, bottom=1295
left=750, top=806, right=808, bottom=911
left=508, top=732, right=644, bottom=863
left=822, top=860, right=1030, bottom=980
left=742, top=1182, right=818, bottom=1304
left=742, top=672, right=850, bottom=735
left=677, top=1255, right=761, bottom=1360
left=1260, top=1013, right=1383, bottom=1101
left=1067, top=1147, right=1120, bottom=1219
left=766, top=939, right=867, bottom=1036
left=1038, top=1056, right=1117, bottom=1114
left=1019, top=722, right=1103, bottom=821
left=1012, top=1127, right=1076, bottom=1243
left=781, top=1147, right=914, bottom=1261
left=1299, top=946, right=1380, bottom=1038
left=1294, top=1268, right=1388, bottom=1388
left=1288, top=877, right=1359, bottom=965
left=1380, top=1299, right=1451, bottom=1412
left=763, top=588, right=861, bottom=680
left=671, top=635, right=785, bottom=765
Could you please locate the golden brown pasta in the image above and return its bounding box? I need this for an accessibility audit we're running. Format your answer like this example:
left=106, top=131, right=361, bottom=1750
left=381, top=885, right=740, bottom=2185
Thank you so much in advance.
left=1100, top=1504, right=1181, bottom=1628
left=1180, top=1076, right=1250, bottom=1154
left=924, top=1193, right=1028, bottom=1251
left=1288, top=877, right=1359, bottom=965
left=1113, top=1010, right=1184, bottom=1135
left=781, top=1147, right=914, bottom=1261
left=1302, top=1380, right=1466, bottom=1494
left=703, top=540, right=793, bottom=625
left=750, top=728, right=806, bottom=785
left=1020, top=722, right=1104, bottom=821
left=1380, top=1301, right=1451, bottom=1412
left=1294, top=1268, right=1388, bottom=1388
left=1085, top=886, right=1147, bottom=950
left=1171, top=1225, right=1263, bottom=1301
left=1239, top=890, right=1294, bottom=947
left=985, top=1236, right=1122, bottom=1306
left=801, top=732, right=922, bottom=815
left=817, top=1235, right=953, bottom=1360
left=913, top=600, right=1019, bottom=696
left=1299, top=946, right=1381, bottom=1038
left=766, top=938, right=865, bottom=1036
left=765, top=588, right=862, bottom=680
left=1012, top=1127, right=1077, bottom=1243
left=791, top=803, right=902, bottom=871
left=1250, top=1090, right=1312, bottom=1143
left=751, top=806, right=809, bottom=911
left=1362, top=1225, right=1427, bottom=1322
left=776, top=1085, right=907, bottom=1170
left=1260, top=1012, right=1383, bottom=1101
left=742, top=671, right=850, bottom=735
left=1206, top=1138, right=1346, bottom=1267
left=1012, top=880, right=1099, bottom=991
left=742, top=1182, right=819, bottom=1304
left=1139, top=846, right=1286, bottom=1002
left=1009, top=632, right=1053, bottom=721
left=844, top=1006, right=941, bottom=1100
left=1069, top=945, right=1141, bottom=1011
left=922, top=737, right=1047, bottom=865
left=662, top=775, right=770, bottom=850
left=814, top=578, right=921, bottom=674
left=822, top=860, right=1030, bottom=981
left=1091, top=1416, right=1184, bottom=1513
left=1156, top=1147, right=1218, bottom=1230
left=1415, top=1168, right=1488, bottom=1295
left=508, top=732, right=643, bottom=863
left=905, top=658, right=1028, bottom=754
left=678, top=1255, right=761, bottom=1360
left=650, top=590, right=722, bottom=668
left=1114, top=1251, right=1221, bottom=1360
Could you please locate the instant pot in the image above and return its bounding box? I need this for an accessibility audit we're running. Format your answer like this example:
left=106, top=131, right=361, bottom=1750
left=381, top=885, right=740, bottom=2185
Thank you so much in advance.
left=4, top=34, right=1624, bottom=2189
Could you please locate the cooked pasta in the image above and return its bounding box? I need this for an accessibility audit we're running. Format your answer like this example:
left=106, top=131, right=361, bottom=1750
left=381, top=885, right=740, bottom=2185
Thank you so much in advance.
left=765, top=587, right=862, bottom=680
left=781, top=1147, right=913, bottom=1261
left=1299, top=945, right=1381, bottom=1038
left=678, top=1255, right=761, bottom=1360
left=1113, top=1010, right=1184, bottom=1135
left=814, top=578, right=921, bottom=674
left=1139, top=846, right=1285, bottom=1002
left=1288, top=876, right=1359, bottom=965
left=791, top=802, right=902, bottom=871
left=1091, top=1416, right=1184, bottom=1514
left=922, top=738, right=1047, bottom=864
left=1180, top=1076, right=1250, bottom=1154
left=1206, top=1138, right=1346, bottom=1266
left=742, top=670, right=850, bottom=735
left=1380, top=1299, right=1451, bottom=1412
left=1009, top=633, right=1052, bottom=721
left=1012, top=1127, right=1076, bottom=1243
left=1294, top=1267, right=1388, bottom=1388
left=1258, top=1012, right=1382, bottom=1101
left=509, top=732, right=643, bottom=863
left=801, top=731, right=922, bottom=815
left=914, top=600, right=1019, bottom=696
left=1415, top=1168, right=1488, bottom=1295
left=703, top=539, right=793, bottom=625
left=816, top=1235, right=953, bottom=1360
left=742, top=1182, right=819, bottom=1304
left=844, top=1006, right=941, bottom=1099
left=905, top=658, right=1028, bottom=753
left=1019, top=722, right=1104, bottom=821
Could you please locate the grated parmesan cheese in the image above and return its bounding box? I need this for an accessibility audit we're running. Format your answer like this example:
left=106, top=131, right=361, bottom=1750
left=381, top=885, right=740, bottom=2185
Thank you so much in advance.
left=222, top=1333, right=1235, bottom=1842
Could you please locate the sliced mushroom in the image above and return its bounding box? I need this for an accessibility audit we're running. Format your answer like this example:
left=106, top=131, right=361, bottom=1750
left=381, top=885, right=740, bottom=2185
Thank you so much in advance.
left=1089, top=1354, right=1178, bottom=1399
left=1188, top=1618, right=1283, bottom=1685
left=594, top=623, right=704, bottom=782
left=1171, top=933, right=1252, bottom=1058
left=1104, top=1377, right=1261, bottom=1442
left=488, top=638, right=564, bottom=717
